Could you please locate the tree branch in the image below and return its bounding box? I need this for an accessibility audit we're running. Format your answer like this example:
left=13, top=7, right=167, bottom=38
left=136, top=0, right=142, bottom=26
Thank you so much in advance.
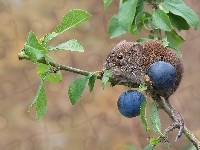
left=155, top=96, right=200, bottom=149
left=18, top=53, right=95, bottom=77
left=18, top=53, right=200, bottom=149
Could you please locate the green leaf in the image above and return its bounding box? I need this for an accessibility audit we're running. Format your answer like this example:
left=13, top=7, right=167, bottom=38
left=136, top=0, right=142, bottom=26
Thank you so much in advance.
left=48, top=39, right=84, bottom=52
left=159, top=5, right=169, bottom=13
left=37, top=63, right=62, bottom=83
left=35, top=85, right=47, bottom=120
left=141, top=13, right=152, bottom=30
left=108, top=15, right=127, bottom=39
left=152, top=8, right=171, bottom=31
left=43, top=9, right=91, bottom=44
left=168, top=12, right=190, bottom=30
left=160, top=2, right=199, bottom=30
left=150, top=102, right=162, bottom=135
left=130, top=4, right=145, bottom=35
left=150, top=138, right=160, bottom=146
left=144, top=137, right=163, bottom=149
left=130, top=22, right=143, bottom=35
left=29, top=73, right=48, bottom=120
left=134, top=3, right=145, bottom=21
left=136, top=38, right=152, bottom=43
left=161, top=37, right=169, bottom=47
left=102, top=70, right=112, bottom=89
left=54, top=9, right=91, bottom=33
left=131, top=12, right=152, bottom=35
left=140, top=98, right=150, bottom=132
left=68, top=77, right=88, bottom=105
left=138, top=84, right=147, bottom=92
left=166, top=30, right=184, bottom=57
left=24, top=31, right=47, bottom=63
left=118, top=0, right=138, bottom=31
left=163, top=0, right=184, bottom=4
left=88, top=74, right=97, bottom=92
left=144, top=144, right=155, bottom=150
left=42, top=32, right=58, bottom=46
left=137, top=0, right=144, bottom=6
left=103, top=0, right=113, bottom=9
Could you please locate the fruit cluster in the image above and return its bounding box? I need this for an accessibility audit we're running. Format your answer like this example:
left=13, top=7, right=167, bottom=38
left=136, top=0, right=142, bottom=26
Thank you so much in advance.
left=117, top=61, right=177, bottom=118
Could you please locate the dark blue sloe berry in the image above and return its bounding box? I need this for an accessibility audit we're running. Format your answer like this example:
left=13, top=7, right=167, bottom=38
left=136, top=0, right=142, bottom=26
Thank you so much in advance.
left=147, top=61, right=177, bottom=91
left=117, top=90, right=145, bottom=118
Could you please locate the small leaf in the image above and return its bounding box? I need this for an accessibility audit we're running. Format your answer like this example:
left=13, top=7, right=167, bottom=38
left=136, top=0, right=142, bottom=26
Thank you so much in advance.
left=49, top=39, right=84, bottom=52
left=43, top=9, right=91, bottom=44
left=88, top=74, right=97, bottom=92
left=168, top=12, right=190, bottom=30
left=165, top=30, right=184, bottom=57
left=160, top=2, right=199, bottom=30
left=108, top=15, right=127, bottom=39
left=35, top=85, right=47, bottom=120
left=54, top=9, right=91, bottom=33
left=131, top=9, right=144, bottom=35
left=166, top=30, right=184, bottom=50
left=161, top=37, right=169, bottom=47
left=29, top=74, right=48, bottom=120
left=103, top=0, right=113, bottom=9
left=118, top=0, right=138, bottom=31
left=152, top=8, right=171, bottom=31
left=68, top=78, right=88, bottom=105
left=37, top=63, right=62, bottom=83
left=130, top=22, right=143, bottom=35
left=24, top=31, right=47, bottom=63
left=140, top=98, right=150, bottom=132
left=141, top=13, right=152, bottom=30
left=131, top=12, right=152, bottom=35
left=136, top=38, right=152, bottom=43
left=150, top=138, right=160, bottom=146
left=150, top=102, right=162, bottom=135
left=42, top=32, right=58, bottom=46
left=144, top=144, right=155, bottom=150
left=134, top=3, right=145, bottom=21
left=138, top=84, right=147, bottom=92
left=102, top=70, right=112, bottom=89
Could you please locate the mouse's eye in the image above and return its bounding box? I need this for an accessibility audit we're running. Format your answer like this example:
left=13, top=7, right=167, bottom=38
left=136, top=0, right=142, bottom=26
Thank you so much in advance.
left=117, top=54, right=123, bottom=60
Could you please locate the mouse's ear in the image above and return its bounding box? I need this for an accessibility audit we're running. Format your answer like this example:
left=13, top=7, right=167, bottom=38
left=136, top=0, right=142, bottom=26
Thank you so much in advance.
left=131, top=42, right=144, bottom=55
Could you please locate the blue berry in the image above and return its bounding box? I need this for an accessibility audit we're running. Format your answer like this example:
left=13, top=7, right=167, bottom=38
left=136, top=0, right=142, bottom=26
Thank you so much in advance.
left=147, top=61, right=177, bottom=91
left=117, top=90, right=145, bottom=118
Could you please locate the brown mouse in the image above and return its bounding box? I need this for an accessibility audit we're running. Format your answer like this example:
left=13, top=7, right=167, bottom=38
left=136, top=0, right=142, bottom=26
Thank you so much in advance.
left=103, top=40, right=185, bottom=140
left=103, top=40, right=184, bottom=98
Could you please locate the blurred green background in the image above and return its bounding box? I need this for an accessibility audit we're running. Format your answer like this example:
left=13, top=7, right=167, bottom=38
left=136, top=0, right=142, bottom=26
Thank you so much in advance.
left=0, top=0, right=200, bottom=149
